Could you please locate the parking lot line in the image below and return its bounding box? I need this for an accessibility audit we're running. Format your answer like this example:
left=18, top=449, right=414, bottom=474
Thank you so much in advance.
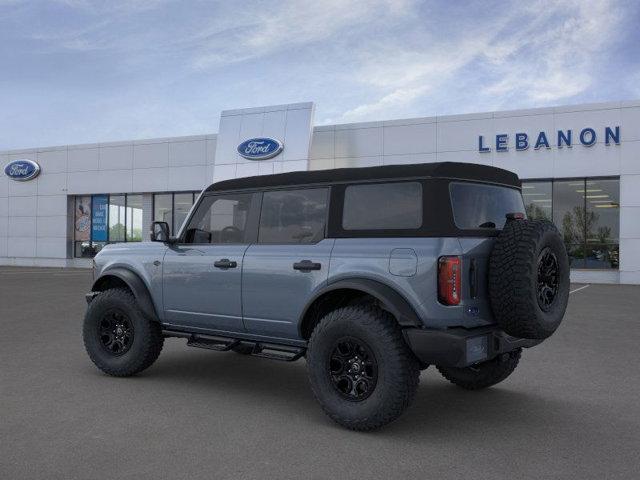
left=569, top=284, right=590, bottom=294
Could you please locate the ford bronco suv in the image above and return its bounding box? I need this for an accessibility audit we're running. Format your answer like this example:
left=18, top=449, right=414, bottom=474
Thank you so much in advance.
left=83, top=162, right=569, bottom=430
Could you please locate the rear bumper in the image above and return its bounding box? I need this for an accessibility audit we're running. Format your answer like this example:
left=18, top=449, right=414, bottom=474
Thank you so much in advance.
left=403, top=326, right=542, bottom=368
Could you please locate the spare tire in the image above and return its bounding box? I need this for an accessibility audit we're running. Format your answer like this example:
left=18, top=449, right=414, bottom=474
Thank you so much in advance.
left=489, top=218, right=569, bottom=339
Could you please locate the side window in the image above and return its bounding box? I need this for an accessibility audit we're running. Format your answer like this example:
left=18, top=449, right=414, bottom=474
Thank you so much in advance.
left=342, top=182, right=422, bottom=230
left=259, top=188, right=328, bottom=244
left=183, top=193, right=253, bottom=244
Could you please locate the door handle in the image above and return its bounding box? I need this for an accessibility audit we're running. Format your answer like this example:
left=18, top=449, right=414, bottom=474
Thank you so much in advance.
left=293, top=260, right=321, bottom=271
left=214, top=258, right=237, bottom=269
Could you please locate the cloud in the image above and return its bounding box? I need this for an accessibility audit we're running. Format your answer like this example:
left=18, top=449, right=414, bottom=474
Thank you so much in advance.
left=0, top=0, right=635, bottom=149
left=337, top=36, right=493, bottom=121
left=190, top=0, right=415, bottom=69
left=14, top=0, right=416, bottom=66
left=334, top=0, right=626, bottom=122
left=51, top=0, right=172, bottom=13
left=481, top=0, right=622, bottom=104
left=339, top=85, right=430, bottom=121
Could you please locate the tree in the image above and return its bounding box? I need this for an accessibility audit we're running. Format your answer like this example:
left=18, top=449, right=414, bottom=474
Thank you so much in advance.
left=109, top=223, right=125, bottom=241
left=525, top=203, right=550, bottom=221
left=596, top=226, right=612, bottom=244
left=561, top=205, right=598, bottom=245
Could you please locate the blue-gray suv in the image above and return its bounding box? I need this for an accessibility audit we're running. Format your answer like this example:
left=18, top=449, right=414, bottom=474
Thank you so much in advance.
left=83, top=162, right=570, bottom=430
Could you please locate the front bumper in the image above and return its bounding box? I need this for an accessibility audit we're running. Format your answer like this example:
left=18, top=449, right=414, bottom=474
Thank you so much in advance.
left=403, top=326, right=542, bottom=368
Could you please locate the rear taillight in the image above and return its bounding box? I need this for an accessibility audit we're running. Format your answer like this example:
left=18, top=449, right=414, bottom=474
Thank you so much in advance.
left=438, top=256, right=461, bottom=305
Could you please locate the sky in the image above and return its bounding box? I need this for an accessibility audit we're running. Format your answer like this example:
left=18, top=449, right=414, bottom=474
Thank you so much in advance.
left=1, top=0, right=639, bottom=150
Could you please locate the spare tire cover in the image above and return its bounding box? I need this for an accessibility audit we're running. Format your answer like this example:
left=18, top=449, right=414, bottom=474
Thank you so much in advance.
left=489, top=219, right=570, bottom=339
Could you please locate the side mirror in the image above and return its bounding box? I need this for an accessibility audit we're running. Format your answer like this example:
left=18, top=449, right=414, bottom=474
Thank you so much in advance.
left=150, top=221, right=170, bottom=242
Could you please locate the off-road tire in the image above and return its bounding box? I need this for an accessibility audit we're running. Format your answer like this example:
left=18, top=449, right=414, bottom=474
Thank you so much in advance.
left=489, top=219, right=569, bottom=339
left=306, top=305, right=420, bottom=431
left=83, top=288, right=164, bottom=376
left=437, top=348, right=521, bottom=390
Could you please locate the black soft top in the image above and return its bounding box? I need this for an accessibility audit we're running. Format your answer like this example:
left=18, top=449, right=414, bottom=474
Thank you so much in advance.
left=205, top=162, right=520, bottom=193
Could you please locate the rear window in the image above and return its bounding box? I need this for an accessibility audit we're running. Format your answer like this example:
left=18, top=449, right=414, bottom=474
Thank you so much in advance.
left=343, top=182, right=422, bottom=230
left=450, top=182, right=525, bottom=229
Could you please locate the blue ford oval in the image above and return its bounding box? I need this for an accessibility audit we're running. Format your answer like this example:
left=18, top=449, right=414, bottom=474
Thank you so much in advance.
left=237, top=138, right=283, bottom=160
left=4, top=159, right=41, bottom=181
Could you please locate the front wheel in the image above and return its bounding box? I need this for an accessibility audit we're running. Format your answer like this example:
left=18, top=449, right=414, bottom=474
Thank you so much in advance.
left=83, top=288, right=164, bottom=377
left=306, top=305, right=420, bottom=431
left=437, top=349, right=521, bottom=390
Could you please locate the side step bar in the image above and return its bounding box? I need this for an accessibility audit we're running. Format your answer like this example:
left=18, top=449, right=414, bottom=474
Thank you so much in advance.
left=250, top=342, right=306, bottom=362
left=186, top=334, right=240, bottom=352
left=163, top=330, right=306, bottom=362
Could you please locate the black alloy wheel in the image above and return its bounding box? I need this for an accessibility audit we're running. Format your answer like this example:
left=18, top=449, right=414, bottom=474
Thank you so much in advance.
left=489, top=219, right=569, bottom=339
left=98, top=310, right=134, bottom=356
left=537, top=247, right=559, bottom=311
left=329, top=337, right=378, bottom=401
left=83, top=288, right=164, bottom=377
left=307, top=304, right=420, bottom=430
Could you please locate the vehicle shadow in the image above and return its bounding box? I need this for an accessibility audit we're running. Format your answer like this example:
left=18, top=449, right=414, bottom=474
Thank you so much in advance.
left=137, top=343, right=602, bottom=440
left=149, top=344, right=314, bottom=403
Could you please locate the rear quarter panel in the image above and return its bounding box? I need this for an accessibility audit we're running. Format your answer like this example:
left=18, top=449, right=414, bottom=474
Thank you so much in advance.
left=329, top=237, right=496, bottom=329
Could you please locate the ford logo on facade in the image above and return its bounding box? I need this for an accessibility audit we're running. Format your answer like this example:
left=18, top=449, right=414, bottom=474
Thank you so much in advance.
left=4, top=159, right=41, bottom=181
left=237, top=137, right=283, bottom=160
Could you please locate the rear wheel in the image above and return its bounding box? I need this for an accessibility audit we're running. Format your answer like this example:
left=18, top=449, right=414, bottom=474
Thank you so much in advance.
left=437, top=349, right=521, bottom=390
left=83, top=288, right=164, bottom=377
left=306, top=305, right=420, bottom=431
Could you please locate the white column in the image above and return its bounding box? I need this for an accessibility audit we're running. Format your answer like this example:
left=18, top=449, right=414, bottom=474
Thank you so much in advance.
left=619, top=174, right=640, bottom=283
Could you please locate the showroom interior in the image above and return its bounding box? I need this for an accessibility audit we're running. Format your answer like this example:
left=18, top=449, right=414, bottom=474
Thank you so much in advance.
left=1, top=100, right=639, bottom=284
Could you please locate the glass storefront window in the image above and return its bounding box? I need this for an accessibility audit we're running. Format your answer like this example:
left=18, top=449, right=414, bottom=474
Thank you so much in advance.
left=585, top=179, right=619, bottom=269
left=74, top=193, right=147, bottom=258
left=553, top=180, right=586, bottom=247
left=109, top=195, right=126, bottom=242
left=73, top=191, right=199, bottom=257
left=553, top=180, right=587, bottom=268
left=174, top=193, right=194, bottom=235
left=522, top=181, right=552, bottom=221
left=154, top=193, right=172, bottom=231
left=152, top=192, right=197, bottom=235
left=74, top=196, right=92, bottom=257
left=523, top=177, right=620, bottom=270
left=585, top=179, right=619, bottom=243
left=126, top=195, right=143, bottom=242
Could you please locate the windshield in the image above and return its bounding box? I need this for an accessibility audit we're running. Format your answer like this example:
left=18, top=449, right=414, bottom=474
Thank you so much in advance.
left=449, top=182, right=525, bottom=230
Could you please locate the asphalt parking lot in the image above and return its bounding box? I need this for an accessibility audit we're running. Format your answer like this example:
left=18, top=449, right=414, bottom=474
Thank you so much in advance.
left=1, top=267, right=639, bottom=480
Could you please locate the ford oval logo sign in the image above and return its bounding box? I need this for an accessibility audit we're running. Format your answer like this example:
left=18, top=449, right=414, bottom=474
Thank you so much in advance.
left=237, top=137, right=283, bottom=160
left=4, top=159, right=41, bottom=181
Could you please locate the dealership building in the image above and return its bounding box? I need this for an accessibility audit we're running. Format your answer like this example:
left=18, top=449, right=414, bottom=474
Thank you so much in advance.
left=1, top=100, right=639, bottom=284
